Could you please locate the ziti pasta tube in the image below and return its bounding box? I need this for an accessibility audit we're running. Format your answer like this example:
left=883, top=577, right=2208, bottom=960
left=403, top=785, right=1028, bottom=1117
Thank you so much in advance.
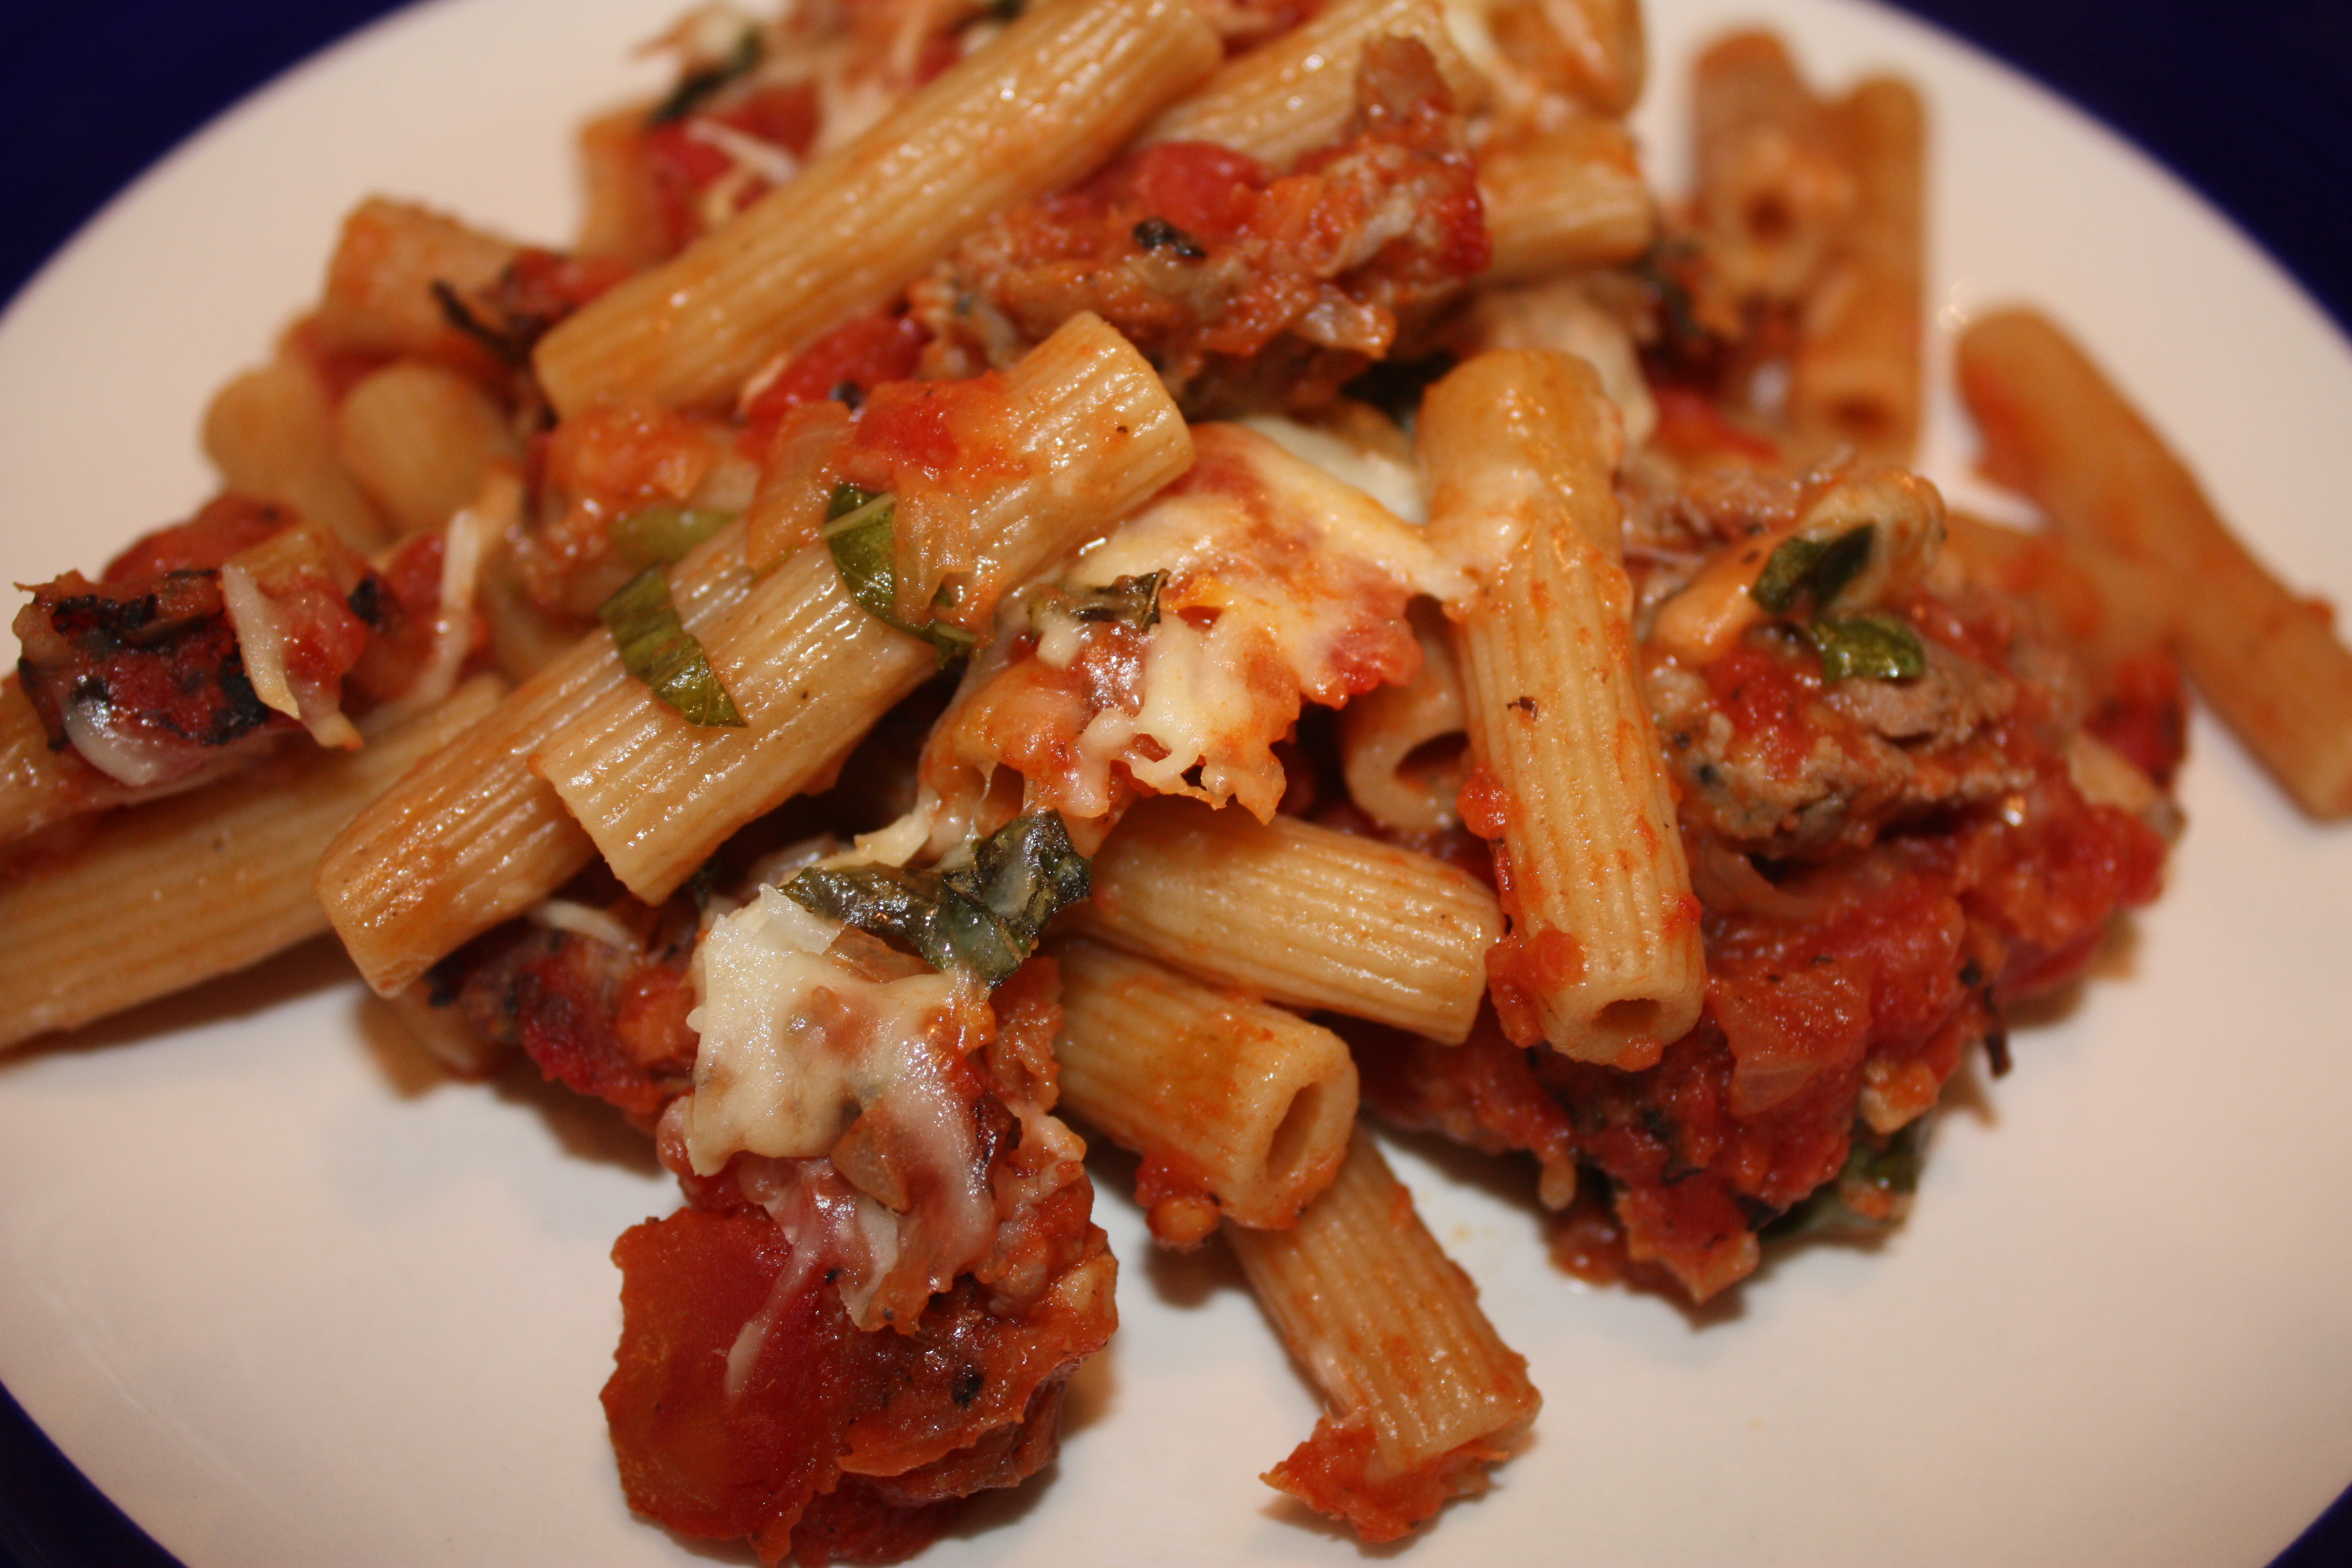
left=202, top=347, right=390, bottom=551
left=1140, top=0, right=1480, bottom=168
left=532, top=0, right=1220, bottom=415
left=1483, top=0, right=1647, bottom=117
left=1957, top=307, right=2352, bottom=819
left=1338, top=604, right=1471, bottom=834
left=334, top=360, right=522, bottom=538
left=1053, top=937, right=1358, bottom=1248
left=1229, top=1129, right=1540, bottom=1542
left=533, top=312, right=1194, bottom=902
left=1788, top=75, right=1926, bottom=461
left=1479, top=119, right=1654, bottom=284
left=1691, top=28, right=1853, bottom=306
left=317, top=521, right=756, bottom=997
left=1419, top=350, right=1705, bottom=1066
left=1071, top=796, right=1502, bottom=1044
left=0, top=675, right=503, bottom=1051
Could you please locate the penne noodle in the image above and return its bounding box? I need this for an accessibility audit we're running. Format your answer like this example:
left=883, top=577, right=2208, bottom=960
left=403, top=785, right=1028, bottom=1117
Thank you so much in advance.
left=317, top=522, right=757, bottom=998
left=1937, top=509, right=2184, bottom=673
left=1788, top=76, right=1926, bottom=460
left=533, top=0, right=1220, bottom=415
left=315, top=197, right=518, bottom=361
left=1957, top=308, right=2352, bottom=818
left=335, top=360, right=523, bottom=538
left=1458, top=276, right=1659, bottom=448
left=0, top=676, right=503, bottom=1052
left=202, top=349, right=392, bottom=551
left=1420, top=350, right=1705, bottom=1066
left=1072, top=796, right=1502, bottom=1044
left=1141, top=0, right=1482, bottom=167
left=1052, top=937, right=1358, bottom=1245
left=1479, top=118, right=1653, bottom=283
left=1228, top=1128, right=1540, bottom=1542
left=1337, top=603, right=1471, bottom=833
left=534, top=312, right=1193, bottom=903
left=1482, top=0, right=1647, bottom=118
left=573, top=102, right=672, bottom=269
left=1691, top=29, right=1853, bottom=306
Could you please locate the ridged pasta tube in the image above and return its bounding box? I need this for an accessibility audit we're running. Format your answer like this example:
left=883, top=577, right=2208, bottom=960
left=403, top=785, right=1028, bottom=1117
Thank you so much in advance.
left=1419, top=350, right=1704, bottom=1066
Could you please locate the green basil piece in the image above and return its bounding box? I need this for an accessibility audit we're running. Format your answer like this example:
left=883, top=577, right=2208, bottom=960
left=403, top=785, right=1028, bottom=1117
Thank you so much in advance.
left=1066, top=571, right=1165, bottom=630
left=613, top=503, right=734, bottom=568
left=600, top=567, right=745, bottom=727
left=826, top=482, right=884, bottom=522
left=943, top=810, right=1091, bottom=946
left=1029, top=570, right=1166, bottom=638
left=782, top=811, right=1090, bottom=988
left=821, top=489, right=900, bottom=616
left=1750, top=524, right=1875, bottom=616
left=648, top=29, right=764, bottom=126
left=783, top=862, right=966, bottom=974
left=1634, top=240, right=1707, bottom=357
left=1807, top=612, right=1928, bottom=683
left=820, top=485, right=979, bottom=666
left=1767, top=1114, right=1934, bottom=1239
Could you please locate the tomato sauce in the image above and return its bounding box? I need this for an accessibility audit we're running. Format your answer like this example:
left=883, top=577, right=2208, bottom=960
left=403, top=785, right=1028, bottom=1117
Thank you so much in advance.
left=1384, top=585, right=2176, bottom=1299
left=644, top=81, right=821, bottom=251
left=927, top=39, right=1487, bottom=408
left=435, top=893, right=700, bottom=1129
left=1705, top=639, right=1819, bottom=776
left=12, top=496, right=402, bottom=782
left=741, top=312, right=930, bottom=451
left=607, top=1182, right=1112, bottom=1565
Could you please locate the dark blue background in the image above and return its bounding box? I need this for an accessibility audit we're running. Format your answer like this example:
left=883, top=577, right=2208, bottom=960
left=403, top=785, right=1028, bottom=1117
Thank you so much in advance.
left=2, top=2, right=2347, bottom=1565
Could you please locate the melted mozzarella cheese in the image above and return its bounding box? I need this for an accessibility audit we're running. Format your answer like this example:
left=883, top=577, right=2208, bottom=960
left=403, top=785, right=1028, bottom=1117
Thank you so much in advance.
left=685, top=888, right=962, bottom=1174
left=1240, top=414, right=1427, bottom=524
left=1061, top=423, right=1467, bottom=818
left=684, top=886, right=1001, bottom=1330
left=219, top=563, right=298, bottom=722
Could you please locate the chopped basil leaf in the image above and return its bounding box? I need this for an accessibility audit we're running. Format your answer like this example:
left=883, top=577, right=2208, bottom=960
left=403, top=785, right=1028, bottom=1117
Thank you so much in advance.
left=783, top=862, right=965, bottom=973
left=821, top=489, right=899, bottom=610
left=1749, top=535, right=1823, bottom=615
left=820, top=484, right=978, bottom=665
left=826, top=482, right=884, bottom=521
left=613, top=503, right=734, bottom=567
left=1765, top=1114, right=1934, bottom=1239
left=1634, top=239, right=1709, bottom=360
left=649, top=29, right=764, bottom=126
left=1806, top=612, right=1928, bottom=683
left=1751, top=524, right=1875, bottom=616
left=1031, top=571, right=1166, bottom=637
left=600, top=567, right=745, bottom=727
left=1847, top=1113, right=1932, bottom=1197
left=1133, top=217, right=1207, bottom=260
left=782, top=812, right=1090, bottom=988
left=925, top=623, right=979, bottom=662
left=946, top=810, right=1091, bottom=945
left=1071, top=571, right=1164, bottom=629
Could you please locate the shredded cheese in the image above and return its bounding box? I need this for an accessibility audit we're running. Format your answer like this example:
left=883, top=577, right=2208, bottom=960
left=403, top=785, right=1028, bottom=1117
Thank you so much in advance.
left=220, top=563, right=298, bottom=722
left=683, top=886, right=999, bottom=1328
left=1061, top=424, right=1466, bottom=818
left=526, top=898, right=640, bottom=950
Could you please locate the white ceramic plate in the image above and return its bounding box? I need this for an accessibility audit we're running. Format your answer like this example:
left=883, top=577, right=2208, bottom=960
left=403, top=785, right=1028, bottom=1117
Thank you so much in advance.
left=4, top=1, right=2351, bottom=1563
